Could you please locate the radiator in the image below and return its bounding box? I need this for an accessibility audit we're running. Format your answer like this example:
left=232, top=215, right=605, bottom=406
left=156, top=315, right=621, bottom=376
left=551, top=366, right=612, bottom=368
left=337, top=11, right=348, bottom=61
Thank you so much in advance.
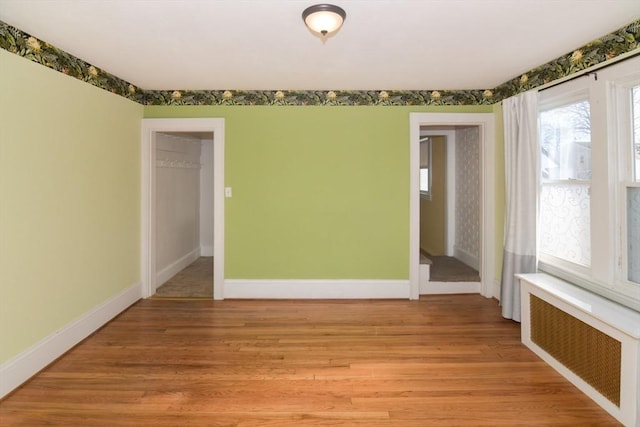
left=518, top=274, right=640, bottom=427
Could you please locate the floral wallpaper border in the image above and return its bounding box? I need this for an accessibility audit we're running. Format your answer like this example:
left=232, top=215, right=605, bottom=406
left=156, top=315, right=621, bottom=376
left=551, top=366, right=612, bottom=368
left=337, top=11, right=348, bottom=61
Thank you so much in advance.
left=1, top=18, right=638, bottom=106
left=141, top=88, right=496, bottom=106
left=0, top=21, right=145, bottom=104
left=493, top=19, right=640, bottom=100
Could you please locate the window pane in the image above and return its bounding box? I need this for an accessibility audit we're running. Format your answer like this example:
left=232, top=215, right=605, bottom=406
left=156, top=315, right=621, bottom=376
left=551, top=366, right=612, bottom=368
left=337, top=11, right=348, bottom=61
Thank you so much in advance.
left=540, top=100, right=591, bottom=180
left=540, top=182, right=591, bottom=267
left=633, top=86, right=640, bottom=182
left=420, top=168, right=429, bottom=192
left=628, top=187, right=640, bottom=284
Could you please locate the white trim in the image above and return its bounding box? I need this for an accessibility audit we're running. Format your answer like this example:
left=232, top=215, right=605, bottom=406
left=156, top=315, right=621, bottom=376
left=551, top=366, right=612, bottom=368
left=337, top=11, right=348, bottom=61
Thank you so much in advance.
left=419, top=263, right=430, bottom=284
left=156, top=247, right=200, bottom=287
left=409, top=121, right=421, bottom=300
left=200, top=245, right=214, bottom=257
left=0, top=282, right=142, bottom=399
left=454, top=246, right=480, bottom=271
left=141, top=118, right=225, bottom=300
left=420, top=281, right=481, bottom=295
left=224, top=279, right=410, bottom=299
left=410, top=113, right=496, bottom=299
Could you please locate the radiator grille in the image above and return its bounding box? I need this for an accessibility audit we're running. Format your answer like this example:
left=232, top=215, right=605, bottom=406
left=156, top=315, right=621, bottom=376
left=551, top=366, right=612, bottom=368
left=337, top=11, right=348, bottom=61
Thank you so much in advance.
left=530, top=295, right=621, bottom=407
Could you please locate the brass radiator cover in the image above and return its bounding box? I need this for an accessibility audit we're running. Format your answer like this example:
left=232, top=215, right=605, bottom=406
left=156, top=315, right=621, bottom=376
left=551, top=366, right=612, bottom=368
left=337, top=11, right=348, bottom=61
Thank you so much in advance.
left=530, top=295, right=621, bottom=407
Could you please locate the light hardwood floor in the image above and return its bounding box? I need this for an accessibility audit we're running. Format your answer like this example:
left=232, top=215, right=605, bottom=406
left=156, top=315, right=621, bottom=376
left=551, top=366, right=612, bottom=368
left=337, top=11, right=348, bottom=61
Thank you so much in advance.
left=0, top=295, right=620, bottom=426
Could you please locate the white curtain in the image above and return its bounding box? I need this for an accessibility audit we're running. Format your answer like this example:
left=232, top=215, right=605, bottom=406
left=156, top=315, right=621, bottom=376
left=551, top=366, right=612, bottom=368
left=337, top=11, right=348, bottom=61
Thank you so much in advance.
left=500, top=91, right=539, bottom=321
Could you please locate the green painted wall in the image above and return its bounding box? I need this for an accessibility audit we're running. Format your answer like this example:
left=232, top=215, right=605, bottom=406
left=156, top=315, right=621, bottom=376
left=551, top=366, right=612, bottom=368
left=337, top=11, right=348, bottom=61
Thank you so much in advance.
left=145, top=105, right=493, bottom=280
left=0, top=50, right=143, bottom=364
left=0, top=43, right=504, bottom=367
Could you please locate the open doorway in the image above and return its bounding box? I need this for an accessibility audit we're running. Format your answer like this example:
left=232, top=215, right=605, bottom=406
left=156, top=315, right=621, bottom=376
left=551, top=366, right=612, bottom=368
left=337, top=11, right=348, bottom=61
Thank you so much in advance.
left=141, top=118, right=225, bottom=300
left=151, top=131, right=213, bottom=299
left=419, top=127, right=481, bottom=294
left=409, top=113, right=495, bottom=300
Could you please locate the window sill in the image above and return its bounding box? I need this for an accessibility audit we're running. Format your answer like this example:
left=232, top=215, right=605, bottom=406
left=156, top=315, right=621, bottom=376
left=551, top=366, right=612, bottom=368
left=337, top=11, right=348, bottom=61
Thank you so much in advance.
left=538, top=261, right=640, bottom=313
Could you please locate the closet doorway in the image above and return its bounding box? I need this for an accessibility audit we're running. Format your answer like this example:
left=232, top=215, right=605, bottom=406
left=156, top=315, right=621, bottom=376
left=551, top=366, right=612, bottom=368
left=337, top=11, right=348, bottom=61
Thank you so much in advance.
left=141, top=118, right=225, bottom=300
left=152, top=132, right=213, bottom=299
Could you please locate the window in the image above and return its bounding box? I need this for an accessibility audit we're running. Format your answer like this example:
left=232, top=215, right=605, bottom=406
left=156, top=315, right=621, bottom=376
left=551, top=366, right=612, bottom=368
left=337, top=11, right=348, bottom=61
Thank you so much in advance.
left=621, top=84, right=640, bottom=286
left=537, top=56, right=640, bottom=310
left=420, top=137, right=431, bottom=198
left=539, top=99, right=591, bottom=269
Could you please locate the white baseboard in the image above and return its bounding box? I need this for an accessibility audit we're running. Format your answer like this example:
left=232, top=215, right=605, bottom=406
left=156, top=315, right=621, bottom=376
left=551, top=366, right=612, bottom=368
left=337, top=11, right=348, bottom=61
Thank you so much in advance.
left=453, top=246, right=479, bottom=271
left=419, top=263, right=430, bottom=285
left=224, top=279, right=410, bottom=299
left=419, top=281, right=480, bottom=295
left=156, top=248, right=200, bottom=286
left=200, top=245, right=213, bottom=257
left=0, top=281, right=141, bottom=399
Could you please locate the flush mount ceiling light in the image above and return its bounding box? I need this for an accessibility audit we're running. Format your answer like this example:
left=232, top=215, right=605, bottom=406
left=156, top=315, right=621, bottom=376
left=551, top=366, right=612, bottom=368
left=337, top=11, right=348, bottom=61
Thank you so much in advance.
left=302, top=4, right=346, bottom=42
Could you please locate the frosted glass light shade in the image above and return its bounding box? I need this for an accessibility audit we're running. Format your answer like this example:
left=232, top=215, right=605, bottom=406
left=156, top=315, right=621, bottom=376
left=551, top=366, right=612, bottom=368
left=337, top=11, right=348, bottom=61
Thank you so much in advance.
left=302, top=4, right=346, bottom=38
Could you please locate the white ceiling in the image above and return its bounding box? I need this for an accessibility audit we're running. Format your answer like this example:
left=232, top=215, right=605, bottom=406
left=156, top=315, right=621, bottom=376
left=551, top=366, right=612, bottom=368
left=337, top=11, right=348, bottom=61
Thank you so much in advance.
left=1, top=0, right=638, bottom=91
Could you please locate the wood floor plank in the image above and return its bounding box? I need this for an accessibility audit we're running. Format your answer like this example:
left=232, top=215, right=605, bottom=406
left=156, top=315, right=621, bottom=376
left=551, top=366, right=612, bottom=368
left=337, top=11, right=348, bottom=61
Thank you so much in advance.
left=0, top=295, right=621, bottom=426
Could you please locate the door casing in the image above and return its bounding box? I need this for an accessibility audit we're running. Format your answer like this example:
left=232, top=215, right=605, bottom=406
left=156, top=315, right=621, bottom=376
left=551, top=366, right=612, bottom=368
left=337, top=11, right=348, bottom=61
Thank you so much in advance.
left=409, top=113, right=496, bottom=300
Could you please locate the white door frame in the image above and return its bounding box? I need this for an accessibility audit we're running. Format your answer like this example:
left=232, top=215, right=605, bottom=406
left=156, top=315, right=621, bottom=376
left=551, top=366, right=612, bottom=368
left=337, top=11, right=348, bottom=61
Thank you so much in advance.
left=141, top=118, right=225, bottom=300
left=409, top=113, right=495, bottom=300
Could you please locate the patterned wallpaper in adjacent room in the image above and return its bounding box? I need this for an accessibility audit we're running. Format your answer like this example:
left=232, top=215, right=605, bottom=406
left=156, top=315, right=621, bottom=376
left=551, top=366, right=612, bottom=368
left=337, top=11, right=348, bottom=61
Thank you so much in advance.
left=455, top=127, right=480, bottom=268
